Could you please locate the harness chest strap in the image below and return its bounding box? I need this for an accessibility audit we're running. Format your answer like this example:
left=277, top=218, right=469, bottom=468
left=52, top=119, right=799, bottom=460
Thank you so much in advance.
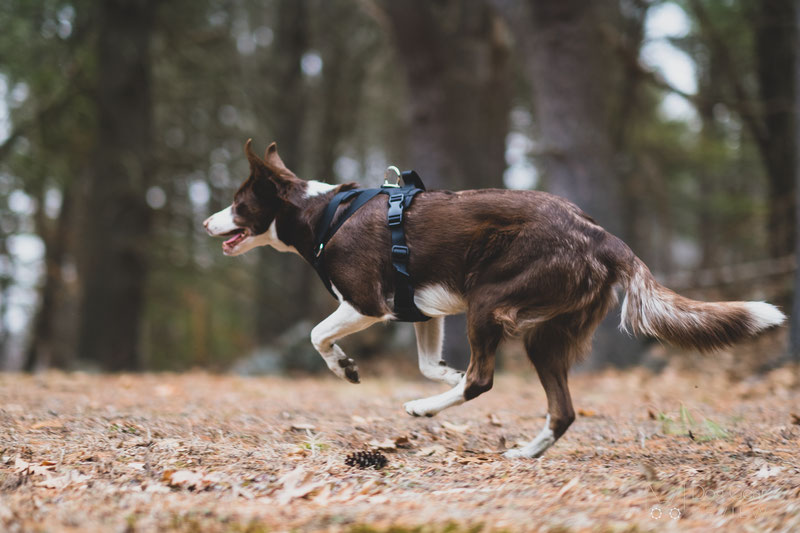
left=311, top=171, right=431, bottom=323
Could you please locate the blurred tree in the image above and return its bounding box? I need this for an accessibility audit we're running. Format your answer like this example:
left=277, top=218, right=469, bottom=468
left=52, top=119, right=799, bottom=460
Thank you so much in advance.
left=76, top=0, right=156, bottom=370
left=792, top=0, right=800, bottom=368
left=493, top=0, right=646, bottom=367
left=687, top=0, right=796, bottom=263
left=0, top=0, right=93, bottom=370
left=253, top=0, right=311, bottom=346
left=385, top=0, right=512, bottom=369
left=754, top=0, right=796, bottom=260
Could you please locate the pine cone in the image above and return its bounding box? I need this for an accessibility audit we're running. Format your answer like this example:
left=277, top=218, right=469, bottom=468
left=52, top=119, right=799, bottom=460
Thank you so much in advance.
left=345, top=450, right=388, bottom=469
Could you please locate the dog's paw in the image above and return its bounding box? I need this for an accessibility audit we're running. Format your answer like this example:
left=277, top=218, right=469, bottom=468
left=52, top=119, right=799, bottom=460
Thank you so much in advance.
left=502, top=448, right=528, bottom=459
left=442, top=371, right=464, bottom=387
left=335, top=357, right=360, bottom=384
left=403, top=399, right=437, bottom=418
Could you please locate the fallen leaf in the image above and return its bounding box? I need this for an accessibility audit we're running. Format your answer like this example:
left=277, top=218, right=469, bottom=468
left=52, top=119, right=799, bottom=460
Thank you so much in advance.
left=15, top=457, right=56, bottom=477
left=351, top=415, right=368, bottom=425
left=755, top=465, right=783, bottom=479
left=290, top=422, right=316, bottom=432
left=274, top=466, right=325, bottom=505
left=394, top=435, right=412, bottom=448
left=791, top=413, right=800, bottom=425
left=578, top=408, right=596, bottom=417
left=30, top=420, right=64, bottom=430
left=368, top=438, right=397, bottom=451
left=557, top=476, right=580, bottom=498
left=38, top=471, right=91, bottom=490
left=639, top=462, right=658, bottom=482
left=488, top=414, right=502, bottom=427
left=286, top=445, right=310, bottom=457
left=418, top=445, right=447, bottom=456
left=441, top=421, right=470, bottom=433
left=162, top=469, right=218, bottom=490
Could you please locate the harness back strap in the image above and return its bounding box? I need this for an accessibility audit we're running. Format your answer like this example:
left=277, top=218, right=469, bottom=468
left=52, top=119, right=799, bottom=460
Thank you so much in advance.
left=311, top=171, right=430, bottom=322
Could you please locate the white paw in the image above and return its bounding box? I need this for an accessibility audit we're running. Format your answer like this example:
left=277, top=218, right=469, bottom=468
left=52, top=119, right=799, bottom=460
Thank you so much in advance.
left=502, top=448, right=527, bottom=459
left=326, top=350, right=360, bottom=383
left=404, top=398, right=438, bottom=417
left=441, top=370, right=464, bottom=387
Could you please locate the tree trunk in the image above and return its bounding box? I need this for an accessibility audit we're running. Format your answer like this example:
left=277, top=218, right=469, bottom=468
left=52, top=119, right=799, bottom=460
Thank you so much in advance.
left=254, top=0, right=311, bottom=346
left=756, top=0, right=797, bottom=260
left=791, top=0, right=800, bottom=369
left=495, top=0, right=643, bottom=368
left=77, top=0, right=155, bottom=371
left=386, top=0, right=512, bottom=370
left=25, top=185, right=74, bottom=370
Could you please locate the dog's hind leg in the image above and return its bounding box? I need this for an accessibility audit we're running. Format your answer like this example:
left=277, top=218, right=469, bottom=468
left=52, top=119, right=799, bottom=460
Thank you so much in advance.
left=404, top=306, right=503, bottom=417
left=310, top=301, right=382, bottom=384
left=504, top=315, right=592, bottom=459
left=414, top=317, right=464, bottom=386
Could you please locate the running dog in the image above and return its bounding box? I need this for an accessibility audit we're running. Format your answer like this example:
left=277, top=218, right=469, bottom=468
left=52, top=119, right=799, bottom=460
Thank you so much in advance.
left=204, top=140, right=785, bottom=458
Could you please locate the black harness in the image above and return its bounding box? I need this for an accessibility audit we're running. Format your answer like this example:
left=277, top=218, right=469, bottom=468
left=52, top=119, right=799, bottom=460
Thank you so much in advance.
left=311, top=170, right=431, bottom=323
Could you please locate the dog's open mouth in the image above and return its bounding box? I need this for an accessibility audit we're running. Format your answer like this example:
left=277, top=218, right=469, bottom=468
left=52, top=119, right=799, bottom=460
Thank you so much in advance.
left=222, top=228, right=249, bottom=252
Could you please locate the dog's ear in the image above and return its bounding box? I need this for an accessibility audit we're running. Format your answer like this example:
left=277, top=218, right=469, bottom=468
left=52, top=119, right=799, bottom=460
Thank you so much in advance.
left=244, top=139, right=295, bottom=196
left=264, top=142, right=288, bottom=172
left=244, top=138, right=267, bottom=172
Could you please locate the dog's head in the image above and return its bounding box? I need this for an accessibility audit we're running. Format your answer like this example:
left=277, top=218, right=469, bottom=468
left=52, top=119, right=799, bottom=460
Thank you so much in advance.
left=203, top=139, right=298, bottom=256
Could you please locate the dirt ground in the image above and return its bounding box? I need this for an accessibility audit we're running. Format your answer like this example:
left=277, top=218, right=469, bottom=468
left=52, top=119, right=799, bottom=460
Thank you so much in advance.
left=1, top=367, right=799, bottom=532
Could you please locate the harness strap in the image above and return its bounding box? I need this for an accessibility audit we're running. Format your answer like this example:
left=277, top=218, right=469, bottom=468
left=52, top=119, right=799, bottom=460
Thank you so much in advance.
left=310, top=171, right=430, bottom=322
left=386, top=183, right=429, bottom=322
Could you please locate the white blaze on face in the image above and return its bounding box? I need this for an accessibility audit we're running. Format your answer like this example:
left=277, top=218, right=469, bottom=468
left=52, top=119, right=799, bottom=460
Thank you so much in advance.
left=203, top=205, right=238, bottom=236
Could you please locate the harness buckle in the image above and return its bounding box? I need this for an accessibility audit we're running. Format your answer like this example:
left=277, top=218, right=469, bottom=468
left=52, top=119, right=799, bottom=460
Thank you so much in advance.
left=391, top=245, right=409, bottom=262
left=315, top=243, right=324, bottom=258
left=387, top=193, right=404, bottom=226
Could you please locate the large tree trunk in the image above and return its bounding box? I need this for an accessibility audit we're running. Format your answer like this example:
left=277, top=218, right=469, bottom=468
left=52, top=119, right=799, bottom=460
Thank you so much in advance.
left=386, top=0, right=512, bottom=369
left=254, top=0, right=311, bottom=346
left=77, top=0, right=155, bottom=371
left=756, top=0, right=797, bottom=260
left=495, top=0, right=643, bottom=368
left=25, top=185, right=75, bottom=370
left=791, top=0, right=800, bottom=369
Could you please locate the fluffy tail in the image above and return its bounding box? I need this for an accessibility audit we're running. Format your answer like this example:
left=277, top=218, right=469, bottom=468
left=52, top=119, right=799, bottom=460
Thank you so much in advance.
left=620, top=257, right=785, bottom=351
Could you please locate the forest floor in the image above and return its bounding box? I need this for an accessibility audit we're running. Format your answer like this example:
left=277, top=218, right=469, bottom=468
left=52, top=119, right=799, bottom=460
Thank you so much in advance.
left=1, top=367, right=799, bottom=533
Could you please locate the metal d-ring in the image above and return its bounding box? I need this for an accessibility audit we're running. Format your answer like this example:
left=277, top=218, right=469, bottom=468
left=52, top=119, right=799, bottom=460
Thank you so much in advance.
left=383, top=166, right=402, bottom=188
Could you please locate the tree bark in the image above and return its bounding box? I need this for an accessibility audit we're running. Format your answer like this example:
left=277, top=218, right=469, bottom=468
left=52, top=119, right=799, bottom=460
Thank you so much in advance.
left=791, top=0, right=800, bottom=369
left=77, top=0, right=155, bottom=370
left=386, top=0, right=512, bottom=369
left=25, top=185, right=75, bottom=370
left=755, top=0, right=797, bottom=259
left=494, top=0, right=643, bottom=368
left=254, top=0, right=311, bottom=346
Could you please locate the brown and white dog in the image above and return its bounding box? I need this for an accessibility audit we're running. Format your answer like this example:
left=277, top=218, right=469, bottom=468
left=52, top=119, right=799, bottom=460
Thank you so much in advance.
left=204, top=140, right=786, bottom=458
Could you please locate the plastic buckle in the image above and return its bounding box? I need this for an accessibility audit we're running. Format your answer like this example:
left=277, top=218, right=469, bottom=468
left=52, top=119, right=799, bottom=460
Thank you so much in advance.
left=387, top=194, right=404, bottom=226
left=391, top=245, right=409, bottom=262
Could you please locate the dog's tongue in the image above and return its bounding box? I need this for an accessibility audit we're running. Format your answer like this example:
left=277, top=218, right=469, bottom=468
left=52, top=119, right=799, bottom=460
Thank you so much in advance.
left=224, top=231, right=244, bottom=246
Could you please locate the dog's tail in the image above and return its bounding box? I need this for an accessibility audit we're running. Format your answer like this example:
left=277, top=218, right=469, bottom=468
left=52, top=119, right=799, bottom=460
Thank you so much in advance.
left=619, top=257, right=785, bottom=351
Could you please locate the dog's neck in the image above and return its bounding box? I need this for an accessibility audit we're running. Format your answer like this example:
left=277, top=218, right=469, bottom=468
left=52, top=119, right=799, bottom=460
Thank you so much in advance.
left=271, top=181, right=356, bottom=264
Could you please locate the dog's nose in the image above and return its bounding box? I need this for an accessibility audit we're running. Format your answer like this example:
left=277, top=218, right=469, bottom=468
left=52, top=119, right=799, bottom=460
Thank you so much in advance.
left=202, top=217, right=212, bottom=233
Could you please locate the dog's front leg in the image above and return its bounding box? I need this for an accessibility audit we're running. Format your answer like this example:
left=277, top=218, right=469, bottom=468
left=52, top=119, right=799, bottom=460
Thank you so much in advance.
left=414, top=317, right=464, bottom=386
left=310, top=302, right=381, bottom=383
